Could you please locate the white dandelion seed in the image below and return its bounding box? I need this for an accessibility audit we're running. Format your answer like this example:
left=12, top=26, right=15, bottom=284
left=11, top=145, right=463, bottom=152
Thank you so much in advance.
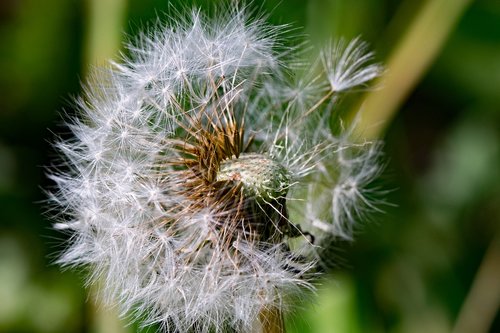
left=322, top=37, right=383, bottom=92
left=47, top=5, right=384, bottom=333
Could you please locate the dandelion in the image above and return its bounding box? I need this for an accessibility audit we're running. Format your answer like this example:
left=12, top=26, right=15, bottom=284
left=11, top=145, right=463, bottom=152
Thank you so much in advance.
left=48, top=5, right=383, bottom=333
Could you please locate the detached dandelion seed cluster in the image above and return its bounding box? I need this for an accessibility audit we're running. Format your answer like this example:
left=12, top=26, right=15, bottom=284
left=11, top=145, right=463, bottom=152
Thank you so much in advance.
left=49, top=6, right=383, bottom=333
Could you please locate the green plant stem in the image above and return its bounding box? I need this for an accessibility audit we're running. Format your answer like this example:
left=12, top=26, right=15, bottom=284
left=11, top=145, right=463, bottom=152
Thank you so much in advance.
left=258, top=307, right=285, bottom=333
left=350, top=0, right=473, bottom=139
left=84, top=1, right=128, bottom=333
left=452, top=233, right=500, bottom=333
left=88, top=283, right=131, bottom=333
left=84, top=0, right=127, bottom=71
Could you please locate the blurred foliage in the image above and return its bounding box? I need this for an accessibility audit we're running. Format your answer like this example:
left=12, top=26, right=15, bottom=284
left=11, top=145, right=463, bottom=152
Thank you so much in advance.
left=0, top=0, right=499, bottom=332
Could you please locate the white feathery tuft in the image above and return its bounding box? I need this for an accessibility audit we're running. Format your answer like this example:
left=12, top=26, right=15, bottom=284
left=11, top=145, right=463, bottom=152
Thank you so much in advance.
left=321, top=37, right=383, bottom=92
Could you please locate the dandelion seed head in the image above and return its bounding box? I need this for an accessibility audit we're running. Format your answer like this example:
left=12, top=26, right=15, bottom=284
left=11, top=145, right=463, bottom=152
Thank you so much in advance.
left=47, top=4, right=384, bottom=333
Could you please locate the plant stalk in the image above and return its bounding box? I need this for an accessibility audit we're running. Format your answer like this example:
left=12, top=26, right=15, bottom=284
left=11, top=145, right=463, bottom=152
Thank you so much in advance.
left=256, top=307, right=285, bottom=333
left=350, top=0, right=473, bottom=139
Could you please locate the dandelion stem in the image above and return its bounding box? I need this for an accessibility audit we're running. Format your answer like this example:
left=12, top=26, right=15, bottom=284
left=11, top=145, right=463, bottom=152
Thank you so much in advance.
left=258, top=307, right=285, bottom=333
left=350, top=0, right=473, bottom=139
left=88, top=283, right=130, bottom=333
left=84, top=0, right=127, bottom=70
left=83, top=1, right=128, bottom=332
left=452, top=233, right=500, bottom=333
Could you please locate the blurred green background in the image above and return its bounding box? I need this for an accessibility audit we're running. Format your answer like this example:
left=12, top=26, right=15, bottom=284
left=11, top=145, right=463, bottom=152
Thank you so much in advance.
left=0, top=0, right=499, bottom=332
